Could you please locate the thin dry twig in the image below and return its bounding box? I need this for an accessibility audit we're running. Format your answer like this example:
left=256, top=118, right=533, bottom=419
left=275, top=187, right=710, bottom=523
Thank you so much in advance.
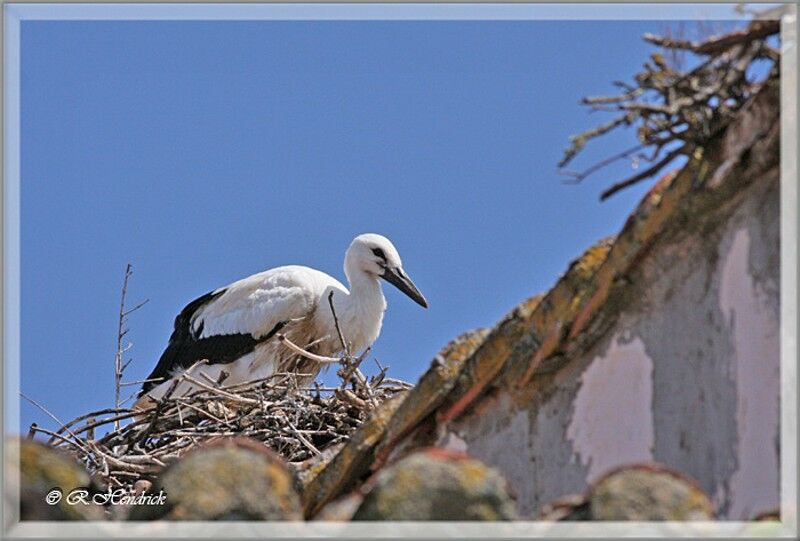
left=277, top=334, right=342, bottom=364
left=600, top=144, right=689, bottom=200
left=642, top=19, right=779, bottom=56
left=114, top=264, right=149, bottom=430
left=328, top=291, right=350, bottom=355
left=20, top=392, right=89, bottom=453
left=325, top=293, right=380, bottom=409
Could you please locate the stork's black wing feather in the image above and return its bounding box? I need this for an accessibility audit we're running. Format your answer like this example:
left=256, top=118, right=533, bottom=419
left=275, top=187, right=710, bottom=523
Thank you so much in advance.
left=138, top=288, right=260, bottom=397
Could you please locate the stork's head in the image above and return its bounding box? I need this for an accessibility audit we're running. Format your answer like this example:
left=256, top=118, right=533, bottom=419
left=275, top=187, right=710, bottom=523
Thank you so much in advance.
left=345, top=233, right=428, bottom=308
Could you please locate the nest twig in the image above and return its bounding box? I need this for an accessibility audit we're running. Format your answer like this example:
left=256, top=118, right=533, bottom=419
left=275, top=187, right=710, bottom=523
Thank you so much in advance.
left=113, top=263, right=149, bottom=428
left=559, top=17, right=781, bottom=200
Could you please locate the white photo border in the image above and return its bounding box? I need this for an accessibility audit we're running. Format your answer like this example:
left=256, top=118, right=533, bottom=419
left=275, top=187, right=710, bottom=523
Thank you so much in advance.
left=2, top=2, right=796, bottom=538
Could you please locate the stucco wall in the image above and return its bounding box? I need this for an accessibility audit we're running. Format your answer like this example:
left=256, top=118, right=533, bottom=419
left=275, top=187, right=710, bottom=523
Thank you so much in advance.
left=439, top=171, right=780, bottom=519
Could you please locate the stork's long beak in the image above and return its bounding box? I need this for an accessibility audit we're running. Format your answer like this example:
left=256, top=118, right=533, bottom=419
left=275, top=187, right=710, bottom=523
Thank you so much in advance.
left=382, top=266, right=428, bottom=308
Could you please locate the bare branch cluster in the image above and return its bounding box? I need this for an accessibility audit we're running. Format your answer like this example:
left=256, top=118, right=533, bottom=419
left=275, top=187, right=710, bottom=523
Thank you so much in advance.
left=559, top=18, right=780, bottom=200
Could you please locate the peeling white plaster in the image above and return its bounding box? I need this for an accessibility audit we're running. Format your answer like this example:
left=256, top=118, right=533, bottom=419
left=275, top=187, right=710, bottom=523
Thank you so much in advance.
left=566, top=335, right=655, bottom=481
left=719, top=227, right=780, bottom=518
left=439, top=429, right=469, bottom=455
left=444, top=187, right=779, bottom=519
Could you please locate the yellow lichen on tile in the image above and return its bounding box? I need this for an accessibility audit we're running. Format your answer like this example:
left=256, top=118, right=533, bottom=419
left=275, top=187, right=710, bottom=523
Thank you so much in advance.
left=506, top=238, right=614, bottom=387
left=374, top=328, right=490, bottom=468
left=435, top=308, right=537, bottom=424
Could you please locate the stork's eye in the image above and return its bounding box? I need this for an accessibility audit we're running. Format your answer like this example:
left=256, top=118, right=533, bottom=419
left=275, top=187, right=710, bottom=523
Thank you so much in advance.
left=372, top=248, right=386, bottom=260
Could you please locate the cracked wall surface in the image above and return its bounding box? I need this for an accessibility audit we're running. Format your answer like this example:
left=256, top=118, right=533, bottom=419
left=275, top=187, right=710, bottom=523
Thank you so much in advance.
left=444, top=172, right=780, bottom=519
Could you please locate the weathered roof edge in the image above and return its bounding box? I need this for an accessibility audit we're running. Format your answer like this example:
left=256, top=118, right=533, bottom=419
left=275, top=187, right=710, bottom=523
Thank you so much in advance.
left=303, top=78, right=780, bottom=516
left=438, top=76, right=779, bottom=420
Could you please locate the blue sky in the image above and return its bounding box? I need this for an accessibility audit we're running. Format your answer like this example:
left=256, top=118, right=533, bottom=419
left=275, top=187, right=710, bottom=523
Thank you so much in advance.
left=18, top=18, right=739, bottom=432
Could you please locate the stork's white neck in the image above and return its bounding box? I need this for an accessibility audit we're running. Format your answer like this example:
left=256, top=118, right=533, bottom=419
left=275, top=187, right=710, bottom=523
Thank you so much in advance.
left=335, top=269, right=387, bottom=353
left=345, top=269, right=386, bottom=317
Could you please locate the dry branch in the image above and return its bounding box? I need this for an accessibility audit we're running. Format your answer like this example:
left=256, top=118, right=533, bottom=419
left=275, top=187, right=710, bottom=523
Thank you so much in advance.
left=114, top=264, right=149, bottom=429
left=560, top=15, right=781, bottom=198
left=600, top=144, right=689, bottom=201
left=642, top=19, right=779, bottom=56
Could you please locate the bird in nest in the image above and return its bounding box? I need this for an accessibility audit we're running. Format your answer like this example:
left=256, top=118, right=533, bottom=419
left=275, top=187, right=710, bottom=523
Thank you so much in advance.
left=134, top=233, right=427, bottom=409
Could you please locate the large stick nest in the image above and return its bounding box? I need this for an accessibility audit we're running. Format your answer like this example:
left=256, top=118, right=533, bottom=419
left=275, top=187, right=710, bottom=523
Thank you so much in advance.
left=33, top=362, right=411, bottom=492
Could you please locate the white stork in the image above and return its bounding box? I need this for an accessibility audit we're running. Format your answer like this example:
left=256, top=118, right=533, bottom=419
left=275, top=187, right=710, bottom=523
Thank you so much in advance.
left=135, top=233, right=427, bottom=408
